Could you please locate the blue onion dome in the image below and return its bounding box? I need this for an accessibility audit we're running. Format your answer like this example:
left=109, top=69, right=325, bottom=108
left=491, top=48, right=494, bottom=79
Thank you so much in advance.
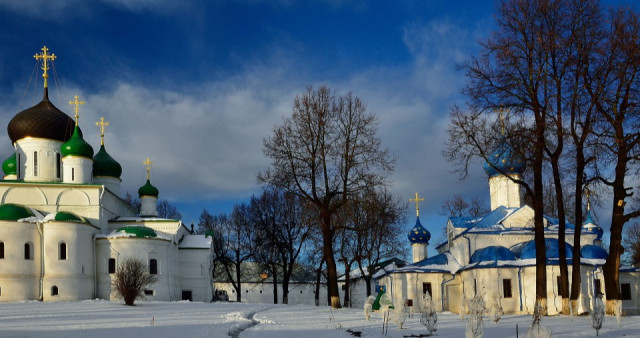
left=93, top=145, right=122, bottom=178
left=483, top=139, right=526, bottom=177
left=581, top=244, right=608, bottom=260
left=60, top=125, right=94, bottom=158
left=138, top=179, right=159, bottom=197
left=520, top=238, right=573, bottom=260
left=2, top=153, right=16, bottom=176
left=8, top=88, right=75, bottom=144
left=407, top=217, right=431, bottom=244
left=114, top=226, right=157, bottom=238
left=470, top=245, right=517, bottom=263
left=583, top=210, right=603, bottom=240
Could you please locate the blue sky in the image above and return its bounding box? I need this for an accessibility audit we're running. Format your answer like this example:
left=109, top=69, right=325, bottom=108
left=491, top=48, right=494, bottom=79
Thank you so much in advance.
left=0, top=0, right=630, bottom=256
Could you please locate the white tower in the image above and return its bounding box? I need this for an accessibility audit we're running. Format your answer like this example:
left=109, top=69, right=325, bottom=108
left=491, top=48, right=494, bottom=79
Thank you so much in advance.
left=408, top=193, right=430, bottom=263
left=138, top=158, right=159, bottom=217
left=61, top=95, right=94, bottom=184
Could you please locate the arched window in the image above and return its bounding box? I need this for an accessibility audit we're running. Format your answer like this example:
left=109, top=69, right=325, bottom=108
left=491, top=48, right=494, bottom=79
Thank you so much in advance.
left=33, top=151, right=37, bottom=176
left=56, top=153, right=61, bottom=178
left=59, top=242, right=67, bottom=260
left=108, top=258, right=116, bottom=274
left=0, top=241, right=4, bottom=259
left=51, top=285, right=58, bottom=296
left=149, top=259, right=158, bottom=275
left=24, top=243, right=32, bottom=260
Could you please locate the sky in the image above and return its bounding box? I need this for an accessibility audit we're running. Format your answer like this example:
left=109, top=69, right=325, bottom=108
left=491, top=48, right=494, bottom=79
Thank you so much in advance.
left=0, top=0, right=634, bottom=256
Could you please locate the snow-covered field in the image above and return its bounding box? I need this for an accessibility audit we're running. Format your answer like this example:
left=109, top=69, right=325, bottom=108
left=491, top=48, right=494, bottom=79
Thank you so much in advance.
left=0, top=300, right=638, bottom=337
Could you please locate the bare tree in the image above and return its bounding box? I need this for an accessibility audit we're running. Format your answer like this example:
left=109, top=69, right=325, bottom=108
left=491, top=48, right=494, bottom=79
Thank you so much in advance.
left=156, top=199, right=182, bottom=220
left=622, top=222, right=640, bottom=266
left=251, top=188, right=312, bottom=304
left=112, top=257, right=158, bottom=306
left=259, top=85, right=394, bottom=308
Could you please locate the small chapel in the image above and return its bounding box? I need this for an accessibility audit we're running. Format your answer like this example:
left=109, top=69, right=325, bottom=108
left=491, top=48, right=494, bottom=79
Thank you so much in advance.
left=0, top=46, right=213, bottom=302
left=382, top=135, right=640, bottom=315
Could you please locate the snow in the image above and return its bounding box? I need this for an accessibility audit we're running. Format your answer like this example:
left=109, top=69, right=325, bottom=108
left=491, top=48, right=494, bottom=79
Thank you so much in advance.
left=0, top=300, right=639, bottom=337
left=179, top=235, right=212, bottom=249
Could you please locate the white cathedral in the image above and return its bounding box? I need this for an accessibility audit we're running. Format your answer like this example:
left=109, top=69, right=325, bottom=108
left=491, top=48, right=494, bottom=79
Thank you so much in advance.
left=382, top=137, right=640, bottom=315
left=0, top=46, right=213, bottom=303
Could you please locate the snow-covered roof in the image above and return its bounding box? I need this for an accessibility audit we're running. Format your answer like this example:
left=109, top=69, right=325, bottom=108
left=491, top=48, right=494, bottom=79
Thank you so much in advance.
left=178, top=235, right=212, bottom=249
left=110, top=216, right=180, bottom=222
left=390, top=252, right=461, bottom=275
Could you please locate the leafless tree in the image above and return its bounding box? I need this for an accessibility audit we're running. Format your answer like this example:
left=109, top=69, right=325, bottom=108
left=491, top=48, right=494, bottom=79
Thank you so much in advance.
left=156, top=199, right=182, bottom=220
left=259, top=85, right=394, bottom=308
left=622, top=222, right=640, bottom=266
left=112, top=257, right=158, bottom=306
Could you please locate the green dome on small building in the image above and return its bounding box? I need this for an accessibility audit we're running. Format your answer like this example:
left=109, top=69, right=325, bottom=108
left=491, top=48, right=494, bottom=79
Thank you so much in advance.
left=0, top=203, right=35, bottom=221
left=138, top=179, right=159, bottom=197
left=53, top=211, right=89, bottom=224
left=60, top=126, right=94, bottom=159
left=115, top=226, right=157, bottom=238
left=93, top=145, right=122, bottom=178
left=2, top=153, right=16, bottom=176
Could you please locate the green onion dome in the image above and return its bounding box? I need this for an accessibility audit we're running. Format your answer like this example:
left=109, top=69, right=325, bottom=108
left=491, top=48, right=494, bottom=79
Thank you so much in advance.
left=60, top=125, right=94, bottom=159
left=138, top=179, right=159, bottom=197
left=0, top=203, right=35, bottom=221
left=53, top=211, right=89, bottom=224
left=2, top=153, right=16, bottom=176
left=115, top=225, right=157, bottom=238
left=8, top=88, right=75, bottom=144
left=93, top=145, right=122, bottom=178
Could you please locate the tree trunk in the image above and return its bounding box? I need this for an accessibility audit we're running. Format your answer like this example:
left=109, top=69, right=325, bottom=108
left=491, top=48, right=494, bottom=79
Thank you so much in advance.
left=551, top=159, right=570, bottom=314
left=322, top=213, right=341, bottom=308
left=235, top=261, right=242, bottom=302
left=314, top=258, right=324, bottom=306
left=363, top=274, right=372, bottom=297
left=570, top=152, right=584, bottom=314
left=603, top=159, right=627, bottom=314
left=343, top=263, right=351, bottom=308
left=533, top=115, right=548, bottom=315
left=272, top=267, right=278, bottom=304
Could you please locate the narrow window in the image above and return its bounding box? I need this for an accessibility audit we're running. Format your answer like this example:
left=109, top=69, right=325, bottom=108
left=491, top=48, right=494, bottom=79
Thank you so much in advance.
left=621, top=283, right=632, bottom=300
left=72, top=168, right=75, bottom=181
left=473, top=279, right=477, bottom=296
left=503, top=279, right=512, bottom=298
left=51, top=285, right=58, bottom=296
left=24, top=243, right=31, bottom=260
left=595, top=279, right=602, bottom=295
left=144, top=290, right=154, bottom=296
left=59, top=242, right=66, bottom=260
left=149, top=259, right=158, bottom=275
left=422, top=282, right=432, bottom=297
left=0, top=242, right=4, bottom=259
left=56, top=153, right=61, bottom=178
left=33, top=151, right=37, bottom=176
left=108, top=258, right=116, bottom=274
left=341, top=284, right=346, bottom=291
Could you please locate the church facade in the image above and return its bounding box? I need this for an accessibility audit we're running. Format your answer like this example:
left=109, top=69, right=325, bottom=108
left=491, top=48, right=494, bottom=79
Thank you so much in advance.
left=0, top=47, right=212, bottom=303
left=382, top=138, right=640, bottom=315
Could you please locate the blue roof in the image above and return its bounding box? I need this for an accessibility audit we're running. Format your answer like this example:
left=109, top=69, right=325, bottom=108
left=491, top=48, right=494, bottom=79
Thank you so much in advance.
left=483, top=139, right=526, bottom=177
left=520, top=238, right=573, bottom=262
left=407, top=217, right=430, bottom=244
left=468, top=206, right=510, bottom=230
left=391, top=252, right=461, bottom=274
left=449, top=216, right=481, bottom=228
left=470, top=246, right=517, bottom=264
left=581, top=245, right=608, bottom=260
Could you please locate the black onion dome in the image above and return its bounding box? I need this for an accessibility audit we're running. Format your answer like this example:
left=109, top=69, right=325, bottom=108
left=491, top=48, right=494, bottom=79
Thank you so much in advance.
left=7, top=88, right=75, bottom=144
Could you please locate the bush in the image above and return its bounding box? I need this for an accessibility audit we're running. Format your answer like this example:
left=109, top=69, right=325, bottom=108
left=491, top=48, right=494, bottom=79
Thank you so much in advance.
left=112, top=257, right=158, bottom=306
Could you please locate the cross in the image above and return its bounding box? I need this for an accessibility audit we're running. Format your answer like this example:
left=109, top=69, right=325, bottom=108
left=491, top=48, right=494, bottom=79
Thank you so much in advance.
left=96, top=117, right=110, bottom=146
left=409, top=192, right=424, bottom=217
left=497, top=107, right=507, bottom=135
left=68, top=95, right=85, bottom=124
left=585, top=187, right=591, bottom=211
left=143, top=158, right=153, bottom=180
left=34, top=46, right=57, bottom=88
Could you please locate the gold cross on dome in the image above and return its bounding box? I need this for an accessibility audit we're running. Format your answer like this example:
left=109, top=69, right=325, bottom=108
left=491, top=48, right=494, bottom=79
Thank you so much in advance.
left=143, top=157, right=153, bottom=180
left=409, top=192, right=424, bottom=217
left=34, top=46, right=57, bottom=88
left=68, top=95, right=85, bottom=124
left=96, top=117, right=110, bottom=146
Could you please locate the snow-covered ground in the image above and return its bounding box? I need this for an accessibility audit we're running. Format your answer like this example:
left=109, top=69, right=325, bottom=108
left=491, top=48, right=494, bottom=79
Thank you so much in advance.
left=0, top=300, right=638, bottom=337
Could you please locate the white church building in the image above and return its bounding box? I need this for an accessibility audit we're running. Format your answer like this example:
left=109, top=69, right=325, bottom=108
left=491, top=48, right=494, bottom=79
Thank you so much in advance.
left=0, top=46, right=213, bottom=303
left=382, top=138, right=640, bottom=315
